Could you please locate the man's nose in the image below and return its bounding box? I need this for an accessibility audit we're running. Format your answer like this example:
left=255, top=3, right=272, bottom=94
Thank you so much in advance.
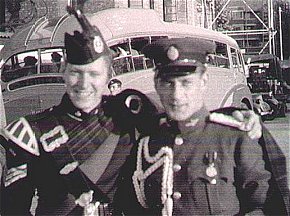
left=172, top=83, right=184, bottom=100
left=78, top=73, right=90, bottom=88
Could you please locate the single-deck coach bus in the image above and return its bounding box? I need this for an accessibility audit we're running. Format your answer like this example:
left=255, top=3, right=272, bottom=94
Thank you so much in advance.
left=0, top=8, right=252, bottom=125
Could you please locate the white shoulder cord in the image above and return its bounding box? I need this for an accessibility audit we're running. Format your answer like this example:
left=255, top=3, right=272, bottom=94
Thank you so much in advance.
left=132, top=136, right=174, bottom=216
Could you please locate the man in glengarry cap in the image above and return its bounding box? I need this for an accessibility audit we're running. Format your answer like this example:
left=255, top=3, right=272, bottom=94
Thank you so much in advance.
left=0, top=7, right=158, bottom=215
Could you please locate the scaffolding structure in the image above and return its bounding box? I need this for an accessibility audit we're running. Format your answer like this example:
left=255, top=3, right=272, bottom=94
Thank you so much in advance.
left=209, top=0, right=279, bottom=57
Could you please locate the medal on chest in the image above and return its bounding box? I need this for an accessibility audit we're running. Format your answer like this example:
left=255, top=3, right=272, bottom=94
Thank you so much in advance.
left=205, top=151, right=218, bottom=184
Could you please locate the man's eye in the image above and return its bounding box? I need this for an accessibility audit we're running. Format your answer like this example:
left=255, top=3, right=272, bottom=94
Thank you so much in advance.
left=183, top=81, right=192, bottom=86
left=90, top=72, right=101, bottom=77
left=162, top=81, right=173, bottom=87
left=159, top=79, right=173, bottom=86
left=70, top=71, right=79, bottom=76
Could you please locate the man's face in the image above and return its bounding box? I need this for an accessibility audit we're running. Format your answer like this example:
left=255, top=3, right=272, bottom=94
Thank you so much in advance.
left=109, top=83, right=122, bottom=95
left=155, top=67, right=207, bottom=121
left=64, top=56, right=110, bottom=113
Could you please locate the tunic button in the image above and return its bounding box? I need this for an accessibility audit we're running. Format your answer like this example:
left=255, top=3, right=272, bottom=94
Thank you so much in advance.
left=173, top=164, right=181, bottom=172
left=173, top=192, right=182, bottom=200
left=174, top=136, right=183, bottom=145
left=75, top=111, right=82, bottom=117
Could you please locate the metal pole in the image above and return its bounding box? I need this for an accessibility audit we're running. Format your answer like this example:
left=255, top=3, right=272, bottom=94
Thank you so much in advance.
left=0, top=0, right=5, bottom=32
left=163, top=0, right=166, bottom=21
left=211, top=0, right=231, bottom=27
left=268, top=0, right=272, bottom=54
left=201, top=0, right=205, bottom=28
left=211, top=0, right=215, bottom=30
left=270, top=0, right=276, bottom=56
left=279, top=6, right=284, bottom=60
left=149, top=0, right=154, bottom=9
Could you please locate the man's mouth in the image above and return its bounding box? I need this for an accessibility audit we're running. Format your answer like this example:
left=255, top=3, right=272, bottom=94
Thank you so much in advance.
left=170, top=103, right=186, bottom=110
left=75, top=91, right=94, bottom=97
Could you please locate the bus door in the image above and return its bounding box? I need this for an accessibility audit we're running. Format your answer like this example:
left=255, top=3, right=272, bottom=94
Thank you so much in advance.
left=230, top=47, right=247, bottom=85
left=206, top=41, right=235, bottom=109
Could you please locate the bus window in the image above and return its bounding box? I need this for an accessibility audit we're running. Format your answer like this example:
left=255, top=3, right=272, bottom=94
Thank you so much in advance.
left=231, top=48, right=239, bottom=69
left=40, top=48, right=64, bottom=73
left=230, top=48, right=244, bottom=74
left=111, top=40, right=135, bottom=75
left=2, top=51, right=38, bottom=82
left=130, top=37, right=151, bottom=70
left=110, top=36, right=169, bottom=75
left=237, top=51, right=246, bottom=74
left=151, top=36, right=168, bottom=43
left=215, top=42, right=229, bottom=68
left=143, top=36, right=168, bottom=68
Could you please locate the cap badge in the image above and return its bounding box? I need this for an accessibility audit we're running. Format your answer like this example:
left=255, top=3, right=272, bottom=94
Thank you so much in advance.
left=93, top=36, right=104, bottom=53
left=167, top=46, right=179, bottom=61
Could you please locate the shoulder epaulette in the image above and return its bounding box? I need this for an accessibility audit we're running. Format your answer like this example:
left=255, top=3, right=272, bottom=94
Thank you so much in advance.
left=26, top=107, right=55, bottom=122
left=208, top=112, right=243, bottom=129
left=3, top=117, right=40, bottom=156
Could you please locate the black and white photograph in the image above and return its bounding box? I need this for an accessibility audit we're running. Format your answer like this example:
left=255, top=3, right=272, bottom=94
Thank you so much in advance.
left=0, top=0, right=289, bottom=215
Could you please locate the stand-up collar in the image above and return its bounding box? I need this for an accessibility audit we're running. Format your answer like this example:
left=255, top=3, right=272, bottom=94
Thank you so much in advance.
left=58, top=94, right=102, bottom=120
left=165, top=106, right=209, bottom=134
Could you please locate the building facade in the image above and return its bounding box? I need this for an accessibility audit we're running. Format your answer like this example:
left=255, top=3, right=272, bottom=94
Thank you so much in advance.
left=0, top=0, right=283, bottom=57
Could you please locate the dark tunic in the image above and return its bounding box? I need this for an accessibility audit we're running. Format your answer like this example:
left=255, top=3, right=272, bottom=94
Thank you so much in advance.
left=114, top=107, right=273, bottom=215
left=0, top=90, right=158, bottom=216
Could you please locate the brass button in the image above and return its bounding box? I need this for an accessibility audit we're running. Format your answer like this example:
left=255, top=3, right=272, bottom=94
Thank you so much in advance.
left=75, top=111, right=82, bottom=117
left=174, top=136, right=183, bottom=145
left=210, top=179, right=217, bottom=185
left=173, top=192, right=182, bottom=200
left=173, top=164, right=181, bottom=172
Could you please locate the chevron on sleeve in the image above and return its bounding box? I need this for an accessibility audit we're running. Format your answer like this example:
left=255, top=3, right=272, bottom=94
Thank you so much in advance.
left=3, top=117, right=40, bottom=156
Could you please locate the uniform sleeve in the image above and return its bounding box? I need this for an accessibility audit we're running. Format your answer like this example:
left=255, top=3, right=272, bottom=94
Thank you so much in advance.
left=104, top=89, right=160, bottom=135
left=0, top=134, right=36, bottom=215
left=258, top=126, right=289, bottom=215
left=235, top=134, right=271, bottom=215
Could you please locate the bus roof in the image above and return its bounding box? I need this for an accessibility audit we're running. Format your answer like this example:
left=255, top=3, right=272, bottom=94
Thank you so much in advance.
left=0, top=8, right=239, bottom=62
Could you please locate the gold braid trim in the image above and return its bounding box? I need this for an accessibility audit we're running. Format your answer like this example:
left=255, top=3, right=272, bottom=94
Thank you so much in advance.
left=132, top=136, right=174, bottom=216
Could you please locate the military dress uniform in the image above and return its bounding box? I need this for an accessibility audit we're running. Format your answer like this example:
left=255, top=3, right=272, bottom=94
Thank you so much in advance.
left=114, top=108, right=272, bottom=215
left=0, top=93, right=134, bottom=215
left=113, top=38, right=288, bottom=215
left=0, top=7, right=159, bottom=215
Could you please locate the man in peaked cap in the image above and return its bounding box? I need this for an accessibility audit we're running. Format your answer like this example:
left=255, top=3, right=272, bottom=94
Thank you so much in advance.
left=114, top=38, right=289, bottom=215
